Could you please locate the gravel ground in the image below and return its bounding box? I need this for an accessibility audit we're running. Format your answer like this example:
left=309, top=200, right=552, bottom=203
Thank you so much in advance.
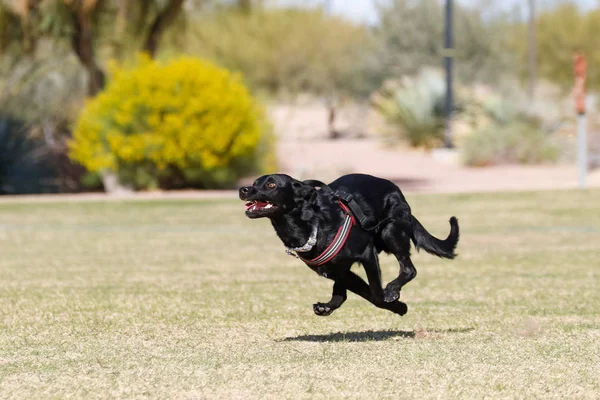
left=1, top=137, right=599, bottom=203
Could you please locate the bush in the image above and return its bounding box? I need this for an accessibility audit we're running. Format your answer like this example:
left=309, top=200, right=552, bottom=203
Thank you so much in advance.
left=0, top=117, right=58, bottom=194
left=187, top=8, right=375, bottom=97
left=461, top=121, right=560, bottom=166
left=510, top=4, right=600, bottom=91
left=373, top=0, right=516, bottom=84
left=456, top=82, right=562, bottom=166
left=0, top=53, right=89, bottom=193
left=372, top=68, right=445, bottom=148
left=69, top=55, right=274, bottom=190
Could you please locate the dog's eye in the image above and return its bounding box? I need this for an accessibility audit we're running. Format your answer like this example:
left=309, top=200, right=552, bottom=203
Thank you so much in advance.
left=267, top=182, right=276, bottom=189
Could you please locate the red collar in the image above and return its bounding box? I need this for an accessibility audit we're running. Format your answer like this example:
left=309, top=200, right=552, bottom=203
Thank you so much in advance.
left=298, top=200, right=356, bottom=266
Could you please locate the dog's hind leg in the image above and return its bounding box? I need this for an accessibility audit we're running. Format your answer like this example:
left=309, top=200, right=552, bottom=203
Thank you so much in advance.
left=342, top=271, right=408, bottom=316
left=313, top=279, right=347, bottom=316
left=380, top=223, right=417, bottom=303
left=360, top=245, right=386, bottom=304
left=383, top=255, right=416, bottom=303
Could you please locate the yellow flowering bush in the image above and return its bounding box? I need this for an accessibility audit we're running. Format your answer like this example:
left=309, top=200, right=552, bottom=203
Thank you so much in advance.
left=69, top=55, right=274, bottom=189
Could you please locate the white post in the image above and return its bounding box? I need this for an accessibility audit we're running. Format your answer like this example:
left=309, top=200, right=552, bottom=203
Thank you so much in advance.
left=577, top=113, right=587, bottom=189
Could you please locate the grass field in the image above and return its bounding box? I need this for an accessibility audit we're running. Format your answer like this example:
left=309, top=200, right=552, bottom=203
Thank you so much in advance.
left=1, top=189, right=599, bottom=399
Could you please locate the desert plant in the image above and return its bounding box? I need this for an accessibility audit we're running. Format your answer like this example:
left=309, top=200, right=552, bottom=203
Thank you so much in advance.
left=69, top=55, right=274, bottom=190
left=186, top=7, right=375, bottom=97
left=372, top=68, right=445, bottom=148
left=461, top=121, right=560, bottom=166
left=0, top=52, right=109, bottom=193
left=0, top=0, right=188, bottom=96
left=373, top=0, right=516, bottom=84
left=451, top=85, right=523, bottom=145
left=0, top=116, right=58, bottom=194
left=510, top=3, right=600, bottom=91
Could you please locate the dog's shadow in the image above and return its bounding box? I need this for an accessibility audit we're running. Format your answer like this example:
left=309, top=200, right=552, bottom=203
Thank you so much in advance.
left=280, top=327, right=474, bottom=343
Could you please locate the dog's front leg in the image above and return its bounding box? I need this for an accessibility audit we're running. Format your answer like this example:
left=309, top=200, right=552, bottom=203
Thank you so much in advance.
left=313, top=279, right=347, bottom=316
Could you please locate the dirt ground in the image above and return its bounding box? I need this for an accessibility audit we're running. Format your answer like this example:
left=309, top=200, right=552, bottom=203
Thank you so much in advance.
left=276, top=137, right=600, bottom=193
left=3, top=136, right=599, bottom=203
left=2, top=102, right=599, bottom=203
left=270, top=101, right=600, bottom=193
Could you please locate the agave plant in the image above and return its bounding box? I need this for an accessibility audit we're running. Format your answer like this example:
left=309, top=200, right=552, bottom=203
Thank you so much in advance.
left=373, top=68, right=446, bottom=148
left=0, top=117, right=57, bottom=194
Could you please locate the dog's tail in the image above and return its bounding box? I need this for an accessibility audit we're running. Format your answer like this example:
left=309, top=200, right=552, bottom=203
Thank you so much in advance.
left=410, top=216, right=459, bottom=259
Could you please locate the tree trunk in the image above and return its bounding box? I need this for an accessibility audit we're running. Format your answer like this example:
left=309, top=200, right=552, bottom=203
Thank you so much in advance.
left=71, top=9, right=130, bottom=194
left=100, top=171, right=134, bottom=195
left=112, top=0, right=129, bottom=60
left=328, top=103, right=339, bottom=139
left=527, top=0, right=537, bottom=99
left=71, top=8, right=105, bottom=97
left=238, top=0, right=252, bottom=13
left=143, top=0, right=184, bottom=58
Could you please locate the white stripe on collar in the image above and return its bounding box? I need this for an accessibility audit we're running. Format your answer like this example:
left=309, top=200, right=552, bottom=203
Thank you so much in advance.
left=285, top=221, right=318, bottom=257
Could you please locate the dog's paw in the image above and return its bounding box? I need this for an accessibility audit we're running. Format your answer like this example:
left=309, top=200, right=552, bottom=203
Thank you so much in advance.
left=389, top=301, right=408, bottom=316
left=313, top=302, right=334, bottom=316
left=383, top=287, right=400, bottom=303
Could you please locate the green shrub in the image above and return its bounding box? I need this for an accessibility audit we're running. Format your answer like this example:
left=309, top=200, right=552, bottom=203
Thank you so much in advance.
left=69, top=55, right=275, bottom=190
left=510, top=4, right=600, bottom=91
left=187, top=8, right=375, bottom=97
left=372, top=68, right=445, bottom=148
left=461, top=121, right=560, bottom=166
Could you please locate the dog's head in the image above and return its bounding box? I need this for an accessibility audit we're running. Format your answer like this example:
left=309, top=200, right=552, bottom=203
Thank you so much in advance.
left=239, top=174, right=317, bottom=219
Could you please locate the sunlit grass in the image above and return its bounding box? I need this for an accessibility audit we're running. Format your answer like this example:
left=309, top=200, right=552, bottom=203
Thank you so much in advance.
left=1, top=189, right=599, bottom=398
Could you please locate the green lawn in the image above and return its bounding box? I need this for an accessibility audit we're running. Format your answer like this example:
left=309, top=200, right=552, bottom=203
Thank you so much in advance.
left=1, top=190, right=599, bottom=399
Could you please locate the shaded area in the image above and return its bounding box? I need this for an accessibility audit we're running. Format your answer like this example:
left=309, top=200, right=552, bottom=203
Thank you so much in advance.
left=281, top=327, right=474, bottom=343
left=0, top=117, right=58, bottom=194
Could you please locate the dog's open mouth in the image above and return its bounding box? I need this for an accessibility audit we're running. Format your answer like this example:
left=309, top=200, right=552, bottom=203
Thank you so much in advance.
left=244, top=200, right=279, bottom=213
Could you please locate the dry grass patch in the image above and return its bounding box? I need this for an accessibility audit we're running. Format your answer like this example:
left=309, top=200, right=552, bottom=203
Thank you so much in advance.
left=1, top=190, right=599, bottom=399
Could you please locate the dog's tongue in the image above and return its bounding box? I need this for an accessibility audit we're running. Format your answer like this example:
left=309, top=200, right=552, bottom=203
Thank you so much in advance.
left=245, top=201, right=268, bottom=211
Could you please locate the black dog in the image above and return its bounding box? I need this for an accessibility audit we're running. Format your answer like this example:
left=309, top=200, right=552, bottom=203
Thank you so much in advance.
left=239, top=173, right=459, bottom=316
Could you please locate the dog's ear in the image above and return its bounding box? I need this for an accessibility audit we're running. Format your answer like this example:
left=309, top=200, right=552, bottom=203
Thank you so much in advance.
left=292, top=181, right=317, bottom=220
left=292, top=181, right=316, bottom=204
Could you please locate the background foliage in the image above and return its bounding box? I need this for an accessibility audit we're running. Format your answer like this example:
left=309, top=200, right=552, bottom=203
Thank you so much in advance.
left=373, top=69, right=446, bottom=148
left=511, top=3, right=600, bottom=92
left=186, top=7, right=375, bottom=97
left=0, top=116, right=58, bottom=194
left=373, top=0, right=516, bottom=84
left=0, top=0, right=598, bottom=193
left=0, top=0, right=189, bottom=192
left=70, top=55, right=272, bottom=189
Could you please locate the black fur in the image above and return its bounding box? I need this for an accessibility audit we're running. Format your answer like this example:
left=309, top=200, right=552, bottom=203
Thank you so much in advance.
left=239, top=173, right=460, bottom=317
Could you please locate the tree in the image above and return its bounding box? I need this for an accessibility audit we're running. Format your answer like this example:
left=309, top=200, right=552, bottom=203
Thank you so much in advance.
left=186, top=6, right=375, bottom=139
left=0, top=0, right=187, bottom=96
left=187, top=7, right=374, bottom=96
left=527, top=0, right=537, bottom=98
left=0, top=0, right=190, bottom=193
left=511, top=3, right=600, bottom=91
left=373, top=0, right=515, bottom=84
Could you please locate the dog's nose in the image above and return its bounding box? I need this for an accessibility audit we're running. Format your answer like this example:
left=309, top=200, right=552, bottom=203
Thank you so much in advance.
left=239, top=186, right=252, bottom=198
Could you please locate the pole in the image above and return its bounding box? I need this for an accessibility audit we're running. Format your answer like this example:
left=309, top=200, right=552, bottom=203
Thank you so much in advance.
left=577, top=113, right=587, bottom=189
left=574, top=53, right=587, bottom=189
left=443, top=0, right=454, bottom=148
left=323, top=0, right=336, bottom=139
